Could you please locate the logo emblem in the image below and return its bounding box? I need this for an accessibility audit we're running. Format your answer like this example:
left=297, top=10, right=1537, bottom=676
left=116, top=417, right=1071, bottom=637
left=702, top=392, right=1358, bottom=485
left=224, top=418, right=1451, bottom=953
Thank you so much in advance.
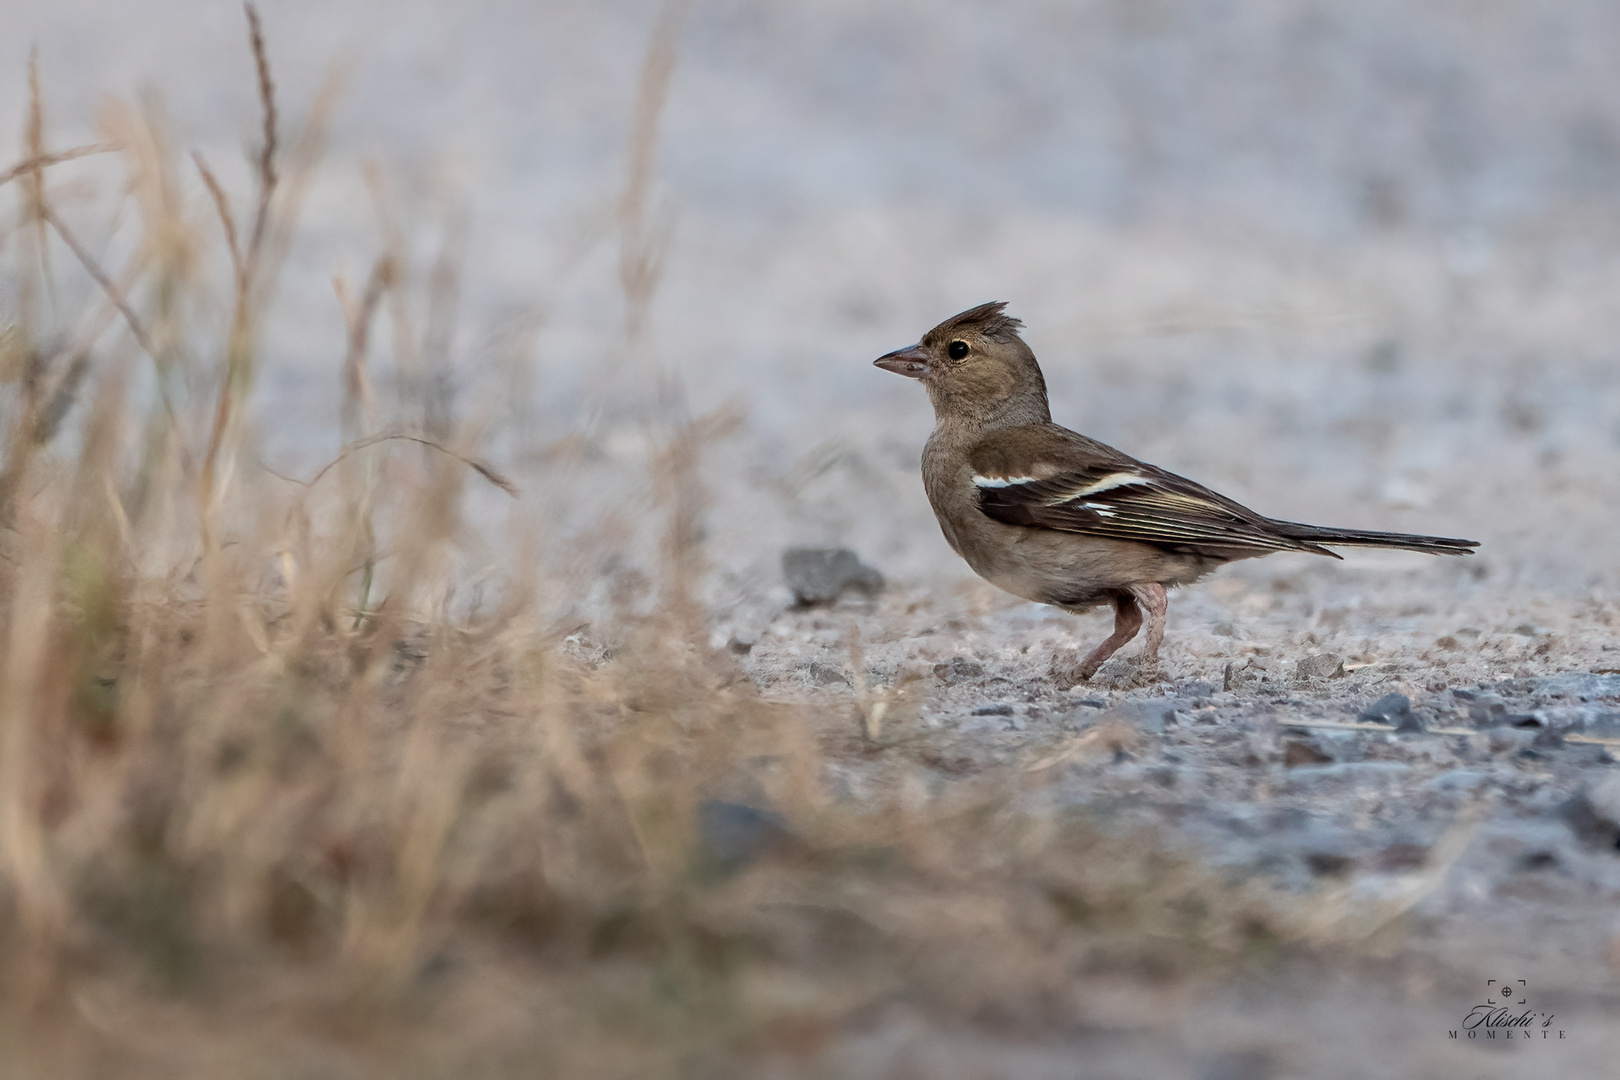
left=1449, top=978, right=1563, bottom=1043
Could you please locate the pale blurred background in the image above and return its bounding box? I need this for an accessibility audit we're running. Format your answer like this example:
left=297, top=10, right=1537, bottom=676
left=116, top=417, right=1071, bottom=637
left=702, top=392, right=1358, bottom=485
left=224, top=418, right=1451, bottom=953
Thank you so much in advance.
left=9, top=0, right=1620, bottom=599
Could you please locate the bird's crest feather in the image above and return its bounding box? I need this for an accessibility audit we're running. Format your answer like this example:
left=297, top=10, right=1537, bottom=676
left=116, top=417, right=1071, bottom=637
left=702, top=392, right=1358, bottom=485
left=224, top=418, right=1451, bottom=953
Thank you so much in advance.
left=931, top=301, right=1024, bottom=343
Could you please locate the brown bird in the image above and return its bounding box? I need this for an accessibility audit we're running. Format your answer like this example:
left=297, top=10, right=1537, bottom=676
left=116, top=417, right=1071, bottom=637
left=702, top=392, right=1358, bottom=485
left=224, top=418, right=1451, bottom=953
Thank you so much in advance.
left=875, top=302, right=1477, bottom=684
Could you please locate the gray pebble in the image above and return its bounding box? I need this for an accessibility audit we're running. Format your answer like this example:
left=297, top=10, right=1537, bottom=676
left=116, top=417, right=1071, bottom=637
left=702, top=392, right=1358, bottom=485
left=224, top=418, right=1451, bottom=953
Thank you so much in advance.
left=697, top=801, right=793, bottom=872
left=1296, top=653, right=1345, bottom=680
left=1467, top=694, right=1509, bottom=726
left=933, top=657, right=984, bottom=684
left=805, top=661, right=850, bottom=687
left=781, top=546, right=885, bottom=606
left=1561, top=789, right=1620, bottom=850
left=1360, top=692, right=1418, bottom=731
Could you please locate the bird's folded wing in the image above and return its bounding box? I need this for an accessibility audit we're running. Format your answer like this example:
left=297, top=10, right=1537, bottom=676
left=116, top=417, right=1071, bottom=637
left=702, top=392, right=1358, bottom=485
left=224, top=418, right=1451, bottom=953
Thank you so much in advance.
left=968, top=431, right=1331, bottom=556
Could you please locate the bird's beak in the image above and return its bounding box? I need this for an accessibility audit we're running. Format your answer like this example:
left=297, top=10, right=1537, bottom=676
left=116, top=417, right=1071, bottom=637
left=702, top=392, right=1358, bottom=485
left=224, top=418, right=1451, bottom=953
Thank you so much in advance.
left=874, top=344, right=932, bottom=379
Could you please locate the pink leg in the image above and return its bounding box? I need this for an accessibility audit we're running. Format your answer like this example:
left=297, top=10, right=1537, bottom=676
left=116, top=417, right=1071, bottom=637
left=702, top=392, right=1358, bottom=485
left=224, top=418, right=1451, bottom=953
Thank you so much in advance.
left=1071, top=592, right=1144, bottom=683
left=1127, top=582, right=1169, bottom=679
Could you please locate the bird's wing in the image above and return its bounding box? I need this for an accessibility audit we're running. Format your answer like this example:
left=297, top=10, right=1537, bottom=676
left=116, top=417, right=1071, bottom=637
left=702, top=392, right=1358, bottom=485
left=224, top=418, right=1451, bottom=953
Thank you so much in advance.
left=968, top=426, right=1335, bottom=557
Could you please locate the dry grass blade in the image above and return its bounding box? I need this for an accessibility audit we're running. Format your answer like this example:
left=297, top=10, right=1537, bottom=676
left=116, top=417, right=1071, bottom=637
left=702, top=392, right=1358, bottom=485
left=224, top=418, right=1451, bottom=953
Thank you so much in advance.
left=279, top=431, right=519, bottom=497
left=1023, top=720, right=1140, bottom=771
left=1293, top=805, right=1484, bottom=946
left=191, top=151, right=244, bottom=286
left=617, top=0, right=689, bottom=347
left=0, top=142, right=120, bottom=188
left=243, top=1, right=279, bottom=260
left=38, top=203, right=159, bottom=363
left=22, top=50, right=53, bottom=312
left=335, top=255, right=396, bottom=436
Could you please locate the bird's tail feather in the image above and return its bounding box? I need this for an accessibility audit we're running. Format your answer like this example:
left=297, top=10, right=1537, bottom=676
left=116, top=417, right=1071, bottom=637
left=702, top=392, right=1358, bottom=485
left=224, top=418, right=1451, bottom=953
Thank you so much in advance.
left=1268, top=520, right=1478, bottom=555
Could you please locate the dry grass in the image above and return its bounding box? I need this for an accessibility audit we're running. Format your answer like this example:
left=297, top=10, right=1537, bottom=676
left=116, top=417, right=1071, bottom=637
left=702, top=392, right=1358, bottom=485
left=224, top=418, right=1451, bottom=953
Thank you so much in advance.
left=0, top=9, right=1326, bottom=1077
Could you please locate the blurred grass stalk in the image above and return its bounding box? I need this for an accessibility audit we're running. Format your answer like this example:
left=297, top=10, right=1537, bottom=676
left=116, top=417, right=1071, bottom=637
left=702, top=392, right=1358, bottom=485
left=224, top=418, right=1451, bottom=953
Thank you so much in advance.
left=0, top=4, right=1316, bottom=1074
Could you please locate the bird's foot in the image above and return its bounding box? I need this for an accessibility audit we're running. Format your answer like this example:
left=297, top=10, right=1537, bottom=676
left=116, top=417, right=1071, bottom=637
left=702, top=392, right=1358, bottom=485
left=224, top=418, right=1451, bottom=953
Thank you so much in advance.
left=1048, top=648, right=1098, bottom=689
left=1087, top=656, right=1167, bottom=690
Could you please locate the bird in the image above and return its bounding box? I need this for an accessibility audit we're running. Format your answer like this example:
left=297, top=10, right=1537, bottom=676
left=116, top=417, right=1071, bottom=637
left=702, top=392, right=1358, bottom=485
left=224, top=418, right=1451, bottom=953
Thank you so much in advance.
left=874, top=302, right=1477, bottom=685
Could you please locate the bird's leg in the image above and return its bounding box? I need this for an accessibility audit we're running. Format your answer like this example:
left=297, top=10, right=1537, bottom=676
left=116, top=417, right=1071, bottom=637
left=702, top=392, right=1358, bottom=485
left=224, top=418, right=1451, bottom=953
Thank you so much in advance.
left=1066, top=591, right=1144, bottom=684
left=1126, top=582, right=1169, bottom=680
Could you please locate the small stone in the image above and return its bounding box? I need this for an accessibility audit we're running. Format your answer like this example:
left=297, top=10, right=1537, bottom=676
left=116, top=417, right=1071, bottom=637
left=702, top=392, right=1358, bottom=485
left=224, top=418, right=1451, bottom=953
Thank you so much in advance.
left=1488, top=727, right=1538, bottom=755
left=1304, top=851, right=1354, bottom=877
left=971, top=703, right=1013, bottom=716
left=1468, top=695, right=1509, bottom=727
left=781, top=546, right=884, bottom=606
left=1224, top=658, right=1270, bottom=691
left=805, top=661, right=850, bottom=687
left=1283, top=739, right=1334, bottom=767
left=1563, top=773, right=1620, bottom=851
left=1359, top=692, right=1422, bottom=732
left=1518, top=850, right=1559, bottom=871
left=697, top=801, right=794, bottom=872
left=1295, top=653, right=1345, bottom=680
left=726, top=635, right=755, bottom=655
left=1531, top=728, right=1565, bottom=750
left=1373, top=842, right=1431, bottom=871
left=933, top=657, right=984, bottom=685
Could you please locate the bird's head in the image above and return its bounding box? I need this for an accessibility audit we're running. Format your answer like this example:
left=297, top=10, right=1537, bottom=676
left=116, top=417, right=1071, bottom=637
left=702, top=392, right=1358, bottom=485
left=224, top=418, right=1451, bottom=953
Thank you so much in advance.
left=874, top=302, right=1050, bottom=426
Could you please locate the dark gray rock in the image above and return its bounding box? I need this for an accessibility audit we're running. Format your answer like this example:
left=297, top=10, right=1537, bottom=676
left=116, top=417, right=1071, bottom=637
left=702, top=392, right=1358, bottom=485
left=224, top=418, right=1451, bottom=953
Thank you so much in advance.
left=971, top=703, right=1013, bottom=716
left=1373, top=841, right=1432, bottom=871
left=1359, top=692, right=1422, bottom=732
left=781, top=546, right=884, bottom=606
left=1224, top=658, right=1272, bottom=691
left=933, top=657, right=984, bottom=684
left=805, top=661, right=850, bottom=687
left=1305, top=850, right=1355, bottom=877
left=698, top=801, right=794, bottom=872
left=1562, top=774, right=1620, bottom=851
left=1283, top=739, right=1334, bottom=767
left=1467, top=694, right=1509, bottom=726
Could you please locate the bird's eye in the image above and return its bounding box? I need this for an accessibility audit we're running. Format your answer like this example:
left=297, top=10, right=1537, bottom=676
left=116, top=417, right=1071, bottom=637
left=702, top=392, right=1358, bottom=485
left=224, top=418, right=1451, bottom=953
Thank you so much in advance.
left=947, top=340, right=970, bottom=360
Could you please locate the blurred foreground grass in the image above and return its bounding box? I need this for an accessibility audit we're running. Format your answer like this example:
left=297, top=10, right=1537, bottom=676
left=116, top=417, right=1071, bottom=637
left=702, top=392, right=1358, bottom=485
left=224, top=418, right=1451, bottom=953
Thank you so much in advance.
left=0, top=10, right=1329, bottom=1077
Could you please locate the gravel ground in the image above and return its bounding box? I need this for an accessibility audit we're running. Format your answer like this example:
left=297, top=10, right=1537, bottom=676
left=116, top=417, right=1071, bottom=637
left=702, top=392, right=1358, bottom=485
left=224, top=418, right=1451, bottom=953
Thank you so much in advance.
left=720, top=572, right=1620, bottom=1078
